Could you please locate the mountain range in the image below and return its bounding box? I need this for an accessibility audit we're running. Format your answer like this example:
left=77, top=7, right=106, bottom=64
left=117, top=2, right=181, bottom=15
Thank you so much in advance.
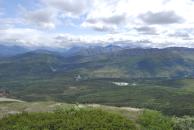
left=0, top=44, right=194, bottom=79
left=0, top=44, right=31, bottom=57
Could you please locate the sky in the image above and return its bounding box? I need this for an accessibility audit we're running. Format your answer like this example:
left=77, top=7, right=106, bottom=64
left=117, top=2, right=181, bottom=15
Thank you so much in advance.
left=0, top=0, right=194, bottom=48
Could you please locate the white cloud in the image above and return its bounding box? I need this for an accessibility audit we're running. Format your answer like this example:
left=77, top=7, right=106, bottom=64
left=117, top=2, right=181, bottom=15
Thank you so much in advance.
left=21, top=7, right=58, bottom=29
left=1, top=0, right=194, bottom=48
left=82, top=0, right=127, bottom=32
left=41, top=0, right=91, bottom=17
left=139, top=11, right=184, bottom=25
left=0, top=18, right=22, bottom=28
left=0, top=27, right=193, bottom=49
left=83, top=13, right=127, bottom=32
left=0, top=28, right=55, bottom=47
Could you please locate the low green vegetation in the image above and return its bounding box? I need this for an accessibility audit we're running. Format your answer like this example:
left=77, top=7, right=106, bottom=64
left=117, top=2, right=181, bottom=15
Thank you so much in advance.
left=0, top=106, right=175, bottom=130
left=1, top=101, right=194, bottom=130
left=172, top=116, right=194, bottom=130
left=0, top=108, right=137, bottom=130
left=138, top=110, right=173, bottom=130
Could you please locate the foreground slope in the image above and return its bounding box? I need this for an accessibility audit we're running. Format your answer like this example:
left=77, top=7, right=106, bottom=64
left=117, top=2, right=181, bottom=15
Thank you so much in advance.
left=0, top=101, right=174, bottom=130
left=0, top=109, right=137, bottom=130
left=1, top=101, right=192, bottom=130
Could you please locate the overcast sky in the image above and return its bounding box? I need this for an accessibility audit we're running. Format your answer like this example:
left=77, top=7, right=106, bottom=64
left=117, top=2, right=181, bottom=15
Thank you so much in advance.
left=0, top=0, right=194, bottom=48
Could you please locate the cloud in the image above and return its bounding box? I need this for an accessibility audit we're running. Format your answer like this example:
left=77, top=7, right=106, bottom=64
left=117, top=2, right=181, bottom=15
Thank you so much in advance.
left=22, top=8, right=57, bottom=29
left=0, top=27, right=194, bottom=49
left=162, top=0, right=171, bottom=4
left=91, top=25, right=116, bottom=32
left=81, top=0, right=128, bottom=32
left=92, top=14, right=126, bottom=25
left=20, top=0, right=92, bottom=29
left=167, top=30, right=192, bottom=41
left=169, top=32, right=189, bottom=38
left=134, top=26, right=158, bottom=35
left=139, top=11, right=184, bottom=25
left=83, top=13, right=126, bottom=31
left=41, top=0, right=91, bottom=16
left=0, top=18, right=22, bottom=28
left=83, top=12, right=127, bottom=32
left=0, top=28, right=55, bottom=47
left=82, top=14, right=126, bottom=32
left=1, top=0, right=194, bottom=48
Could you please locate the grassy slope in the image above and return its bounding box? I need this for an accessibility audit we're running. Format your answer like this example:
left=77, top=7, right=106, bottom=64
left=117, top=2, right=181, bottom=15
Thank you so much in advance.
left=0, top=108, right=138, bottom=130
left=0, top=101, right=175, bottom=130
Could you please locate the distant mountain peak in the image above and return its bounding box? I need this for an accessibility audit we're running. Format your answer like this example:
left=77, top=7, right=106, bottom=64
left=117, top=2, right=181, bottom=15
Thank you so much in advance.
left=0, top=44, right=30, bottom=57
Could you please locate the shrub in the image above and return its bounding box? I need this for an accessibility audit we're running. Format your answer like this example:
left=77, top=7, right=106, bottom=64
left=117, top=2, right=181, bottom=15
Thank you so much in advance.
left=0, top=108, right=137, bottom=130
left=172, top=116, right=194, bottom=130
left=138, top=110, right=173, bottom=130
